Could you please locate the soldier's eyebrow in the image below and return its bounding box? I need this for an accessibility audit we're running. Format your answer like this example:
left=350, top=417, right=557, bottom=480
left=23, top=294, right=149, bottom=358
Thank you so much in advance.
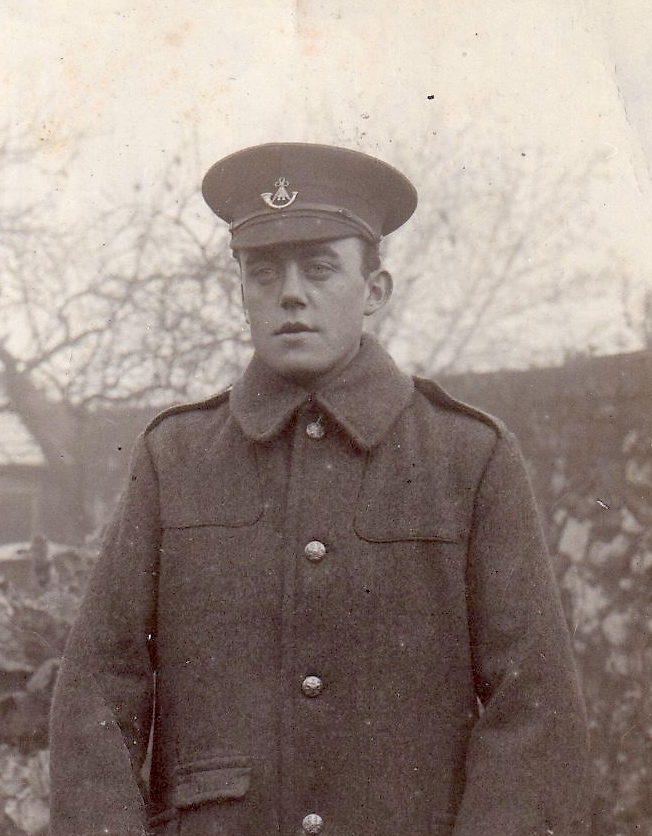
left=242, top=243, right=343, bottom=266
left=240, top=248, right=278, bottom=267
left=296, top=243, right=342, bottom=262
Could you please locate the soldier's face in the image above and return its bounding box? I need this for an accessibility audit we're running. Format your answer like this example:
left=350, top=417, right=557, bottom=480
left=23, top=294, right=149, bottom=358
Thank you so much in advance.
left=239, top=236, right=391, bottom=387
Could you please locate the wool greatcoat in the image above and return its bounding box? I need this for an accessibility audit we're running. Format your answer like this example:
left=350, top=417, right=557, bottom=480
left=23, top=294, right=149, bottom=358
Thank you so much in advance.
left=50, top=335, right=590, bottom=836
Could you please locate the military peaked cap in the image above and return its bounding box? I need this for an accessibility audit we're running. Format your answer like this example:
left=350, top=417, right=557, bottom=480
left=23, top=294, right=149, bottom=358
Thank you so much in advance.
left=202, top=142, right=418, bottom=249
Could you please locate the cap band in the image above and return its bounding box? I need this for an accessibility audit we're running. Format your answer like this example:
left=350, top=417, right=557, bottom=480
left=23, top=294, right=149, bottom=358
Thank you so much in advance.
left=230, top=204, right=380, bottom=245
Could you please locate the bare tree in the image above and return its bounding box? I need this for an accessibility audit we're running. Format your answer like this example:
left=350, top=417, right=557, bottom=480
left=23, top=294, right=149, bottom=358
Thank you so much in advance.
left=1, top=136, right=247, bottom=540
left=366, top=130, right=617, bottom=374
left=2, top=150, right=248, bottom=410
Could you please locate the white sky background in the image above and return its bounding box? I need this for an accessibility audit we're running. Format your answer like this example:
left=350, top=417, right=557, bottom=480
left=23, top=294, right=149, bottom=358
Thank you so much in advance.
left=2, top=0, right=652, bottom=369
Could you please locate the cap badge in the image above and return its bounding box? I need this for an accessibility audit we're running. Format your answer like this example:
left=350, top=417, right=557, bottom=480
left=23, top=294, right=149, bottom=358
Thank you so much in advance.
left=261, top=177, right=298, bottom=209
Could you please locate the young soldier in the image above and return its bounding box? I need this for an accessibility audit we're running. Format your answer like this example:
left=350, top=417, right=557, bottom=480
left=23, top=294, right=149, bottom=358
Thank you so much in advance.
left=50, top=143, right=589, bottom=836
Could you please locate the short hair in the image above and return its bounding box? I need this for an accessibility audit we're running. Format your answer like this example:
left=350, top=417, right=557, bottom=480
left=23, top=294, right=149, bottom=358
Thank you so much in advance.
left=359, top=238, right=381, bottom=278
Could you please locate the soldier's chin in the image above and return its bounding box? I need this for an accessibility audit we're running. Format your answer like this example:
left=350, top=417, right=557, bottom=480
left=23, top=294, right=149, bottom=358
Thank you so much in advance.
left=274, top=357, right=329, bottom=386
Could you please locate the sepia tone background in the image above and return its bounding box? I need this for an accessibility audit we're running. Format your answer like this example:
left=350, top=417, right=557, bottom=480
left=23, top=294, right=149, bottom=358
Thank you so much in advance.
left=1, top=2, right=651, bottom=833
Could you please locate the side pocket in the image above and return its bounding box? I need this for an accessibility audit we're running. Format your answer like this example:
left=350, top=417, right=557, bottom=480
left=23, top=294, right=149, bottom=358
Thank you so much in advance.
left=172, top=755, right=252, bottom=809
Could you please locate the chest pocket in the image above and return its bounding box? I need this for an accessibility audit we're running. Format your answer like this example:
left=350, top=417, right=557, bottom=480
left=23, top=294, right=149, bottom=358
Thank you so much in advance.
left=158, top=421, right=263, bottom=529
left=354, top=430, right=471, bottom=544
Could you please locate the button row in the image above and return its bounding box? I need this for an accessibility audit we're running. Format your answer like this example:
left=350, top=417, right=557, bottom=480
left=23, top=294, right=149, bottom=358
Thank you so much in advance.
left=299, top=417, right=325, bottom=836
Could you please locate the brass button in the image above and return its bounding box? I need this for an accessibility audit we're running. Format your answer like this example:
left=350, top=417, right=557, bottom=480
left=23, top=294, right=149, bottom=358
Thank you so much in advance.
left=306, top=419, right=325, bottom=440
left=301, top=675, right=324, bottom=697
left=304, top=540, right=326, bottom=562
left=302, top=813, right=324, bottom=835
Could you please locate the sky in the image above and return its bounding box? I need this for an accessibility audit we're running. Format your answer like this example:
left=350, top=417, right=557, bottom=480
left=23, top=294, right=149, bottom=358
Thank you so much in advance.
left=2, top=0, right=652, bottom=364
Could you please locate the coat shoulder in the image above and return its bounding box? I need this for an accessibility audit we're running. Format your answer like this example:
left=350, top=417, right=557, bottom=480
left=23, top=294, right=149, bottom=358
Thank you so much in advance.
left=143, top=387, right=232, bottom=435
left=412, top=375, right=509, bottom=441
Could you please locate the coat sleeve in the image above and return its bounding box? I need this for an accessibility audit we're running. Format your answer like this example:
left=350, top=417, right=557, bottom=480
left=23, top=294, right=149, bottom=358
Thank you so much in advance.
left=50, top=434, right=160, bottom=836
left=453, top=430, right=591, bottom=836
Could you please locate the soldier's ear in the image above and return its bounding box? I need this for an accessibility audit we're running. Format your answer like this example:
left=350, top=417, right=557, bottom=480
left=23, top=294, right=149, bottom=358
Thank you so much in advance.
left=363, top=269, right=393, bottom=316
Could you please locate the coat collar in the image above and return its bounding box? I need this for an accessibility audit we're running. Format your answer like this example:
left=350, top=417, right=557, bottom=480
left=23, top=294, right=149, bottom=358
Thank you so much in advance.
left=229, top=334, right=414, bottom=451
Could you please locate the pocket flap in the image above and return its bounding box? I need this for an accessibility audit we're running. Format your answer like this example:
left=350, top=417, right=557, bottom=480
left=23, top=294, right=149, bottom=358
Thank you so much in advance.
left=355, top=453, right=467, bottom=544
left=352, top=413, right=475, bottom=544
left=159, top=420, right=263, bottom=529
left=172, top=758, right=252, bottom=809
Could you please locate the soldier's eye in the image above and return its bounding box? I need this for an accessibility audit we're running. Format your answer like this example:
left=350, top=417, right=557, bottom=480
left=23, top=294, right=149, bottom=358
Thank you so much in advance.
left=305, top=261, right=333, bottom=278
left=249, top=265, right=279, bottom=284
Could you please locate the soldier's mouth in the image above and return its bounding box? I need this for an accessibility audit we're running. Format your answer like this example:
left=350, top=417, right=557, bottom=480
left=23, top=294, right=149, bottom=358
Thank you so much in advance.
left=275, top=323, right=317, bottom=335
